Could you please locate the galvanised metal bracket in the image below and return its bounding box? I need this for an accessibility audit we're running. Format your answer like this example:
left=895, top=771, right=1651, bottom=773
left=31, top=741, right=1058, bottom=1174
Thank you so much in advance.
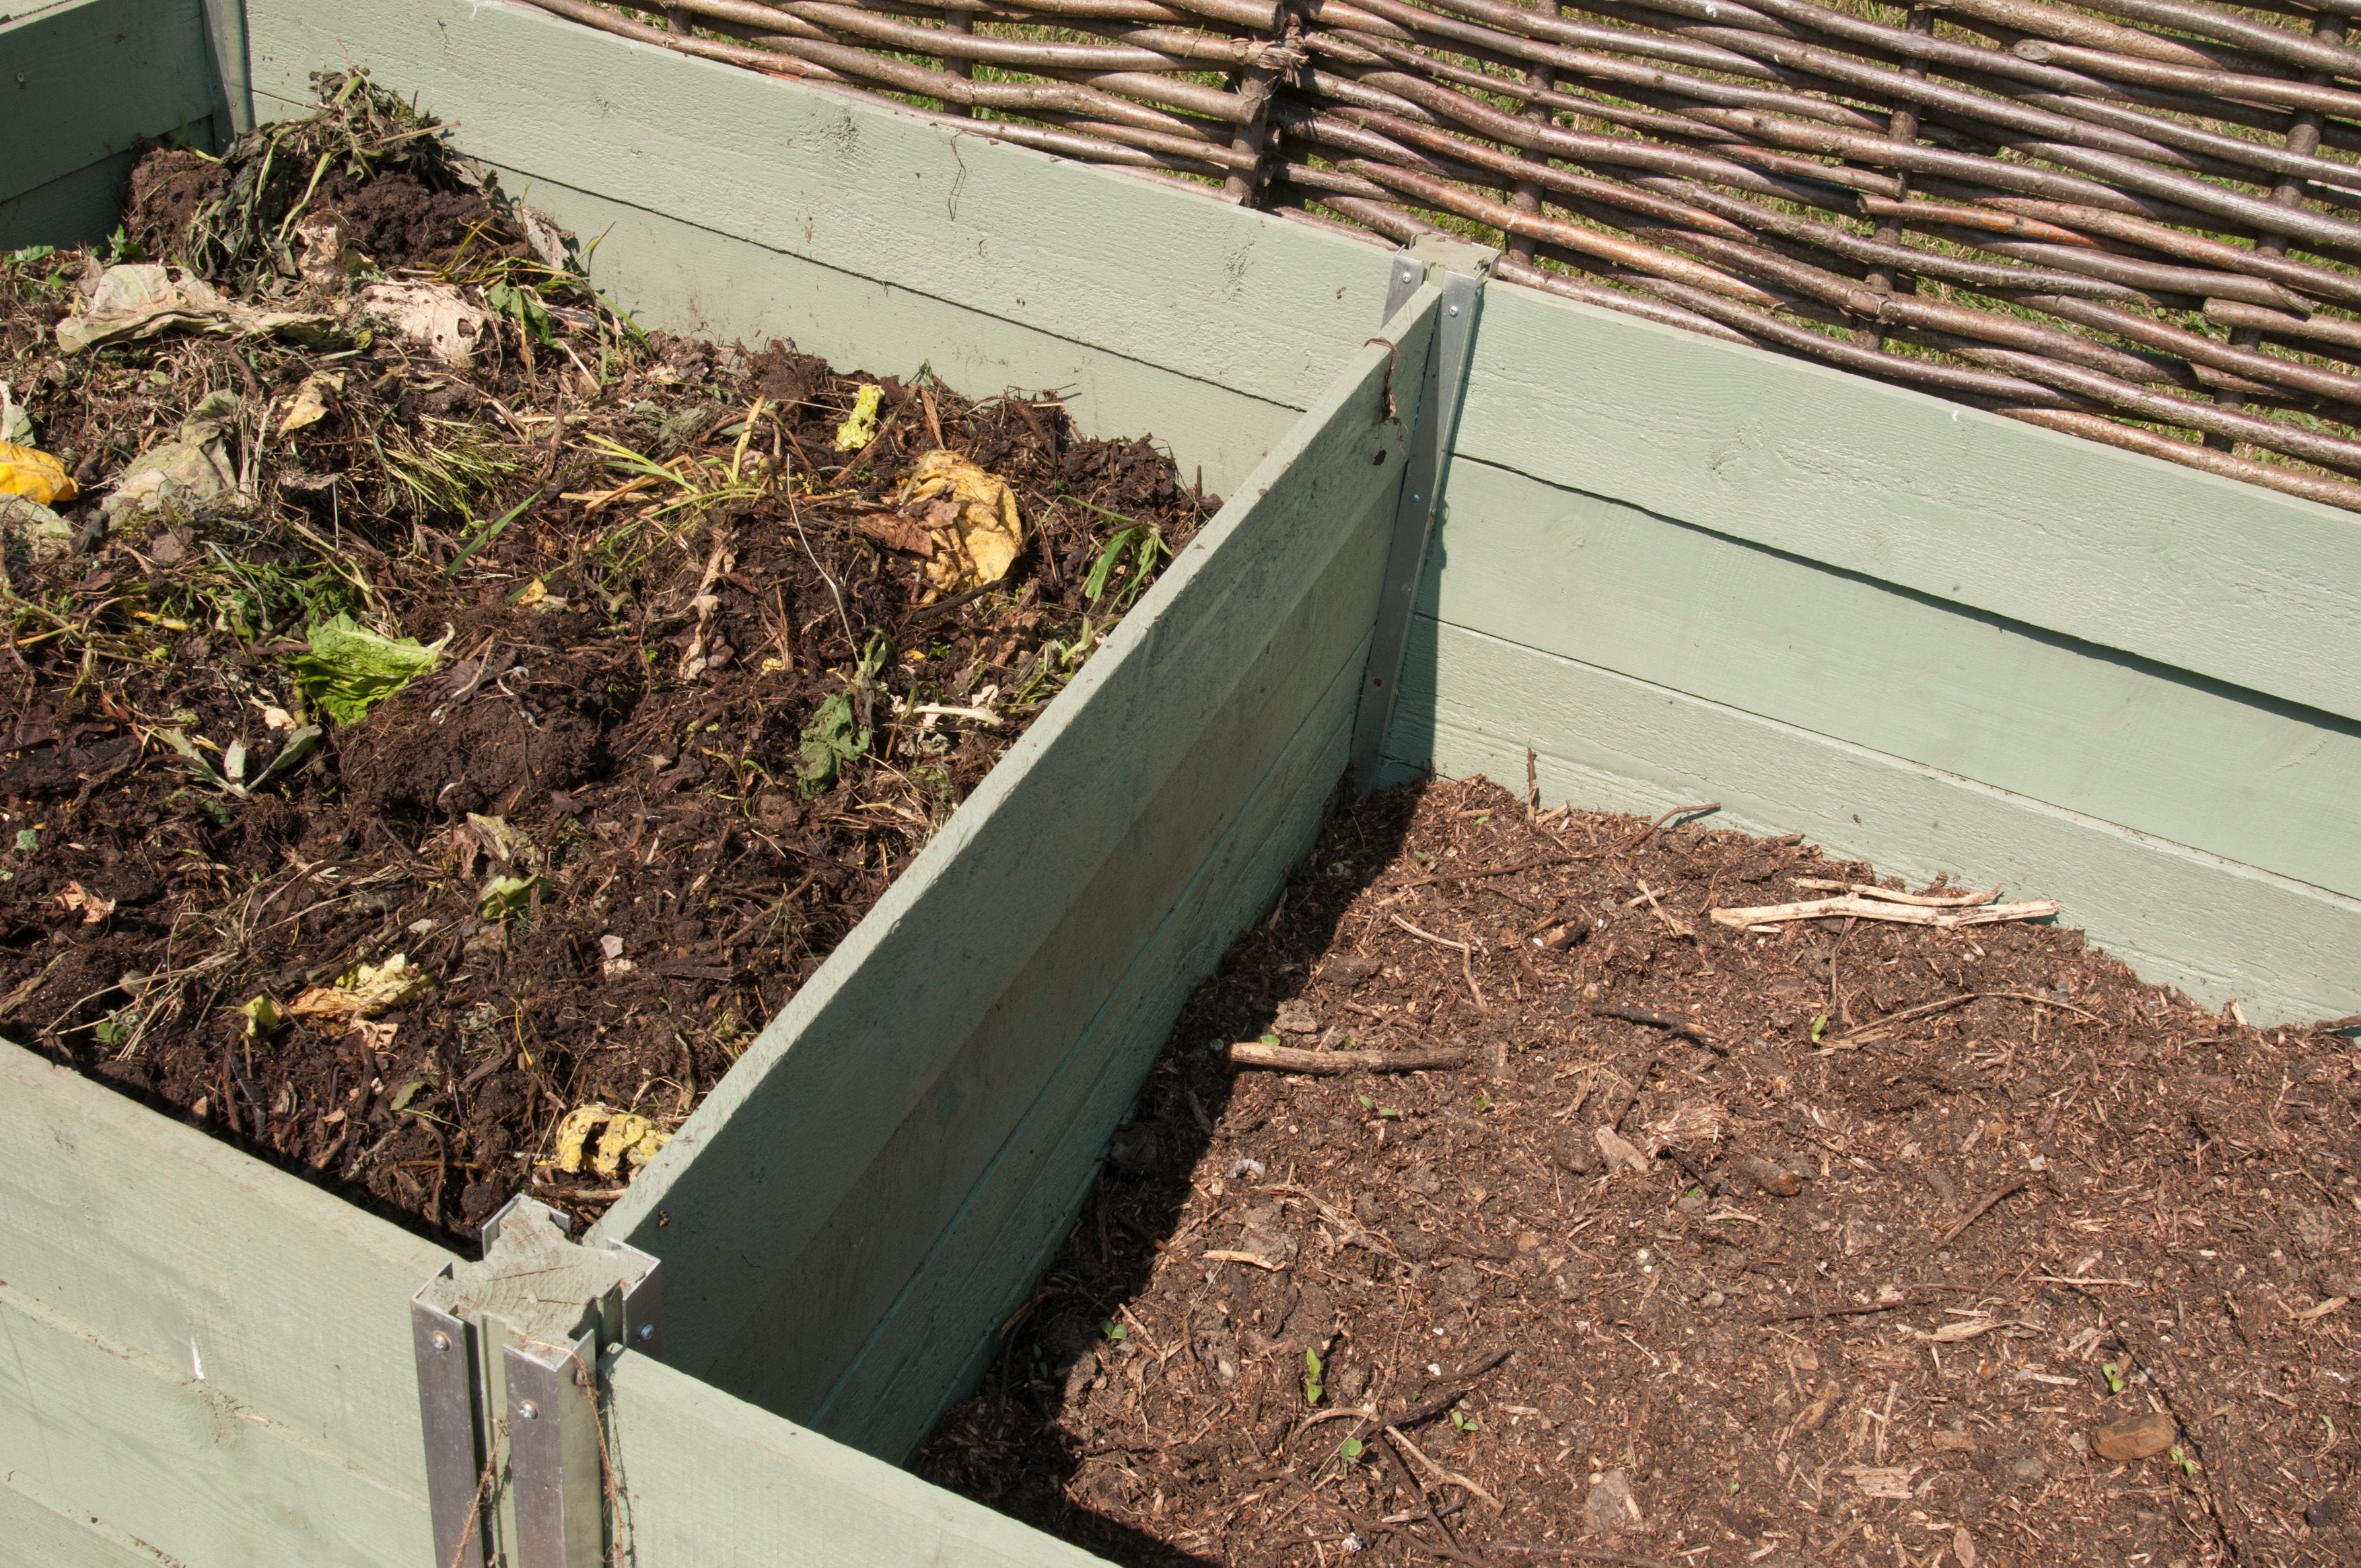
left=413, top=1197, right=662, bottom=1568
left=1347, top=234, right=1496, bottom=795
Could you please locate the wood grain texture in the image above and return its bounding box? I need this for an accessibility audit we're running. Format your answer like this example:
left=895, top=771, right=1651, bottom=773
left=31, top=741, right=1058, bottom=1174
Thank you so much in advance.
left=241, top=0, right=1392, bottom=418
left=1380, top=618, right=2361, bottom=1023
left=0, top=1042, right=455, bottom=1503
left=0, top=0, right=215, bottom=206
left=609, top=1353, right=1109, bottom=1567
left=0, top=1468, right=182, bottom=1568
left=594, top=299, right=1436, bottom=1444
left=1422, top=457, right=2361, bottom=901
left=823, top=634, right=1367, bottom=1458
left=0, top=153, right=145, bottom=250
left=1456, top=282, right=2361, bottom=724
left=0, top=1281, right=432, bottom=1568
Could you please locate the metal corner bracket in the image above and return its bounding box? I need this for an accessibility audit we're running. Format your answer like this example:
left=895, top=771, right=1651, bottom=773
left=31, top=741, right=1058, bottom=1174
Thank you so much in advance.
left=1347, top=235, right=1497, bottom=796
left=412, top=1196, right=662, bottom=1568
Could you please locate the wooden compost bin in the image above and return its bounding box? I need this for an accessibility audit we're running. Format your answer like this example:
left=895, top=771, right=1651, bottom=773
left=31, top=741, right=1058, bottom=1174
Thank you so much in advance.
left=3, top=1, right=2358, bottom=1564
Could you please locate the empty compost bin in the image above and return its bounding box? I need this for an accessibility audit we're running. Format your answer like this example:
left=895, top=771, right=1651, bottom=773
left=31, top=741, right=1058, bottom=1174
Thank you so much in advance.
left=5, top=0, right=2358, bottom=1565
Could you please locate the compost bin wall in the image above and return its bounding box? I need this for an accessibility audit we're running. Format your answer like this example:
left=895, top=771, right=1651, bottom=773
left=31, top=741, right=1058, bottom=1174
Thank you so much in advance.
left=1376, top=280, right=2361, bottom=1026
left=0, top=0, right=222, bottom=248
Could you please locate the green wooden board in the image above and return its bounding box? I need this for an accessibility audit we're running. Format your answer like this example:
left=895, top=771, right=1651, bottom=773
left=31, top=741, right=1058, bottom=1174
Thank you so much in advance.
left=1454, top=283, right=2361, bottom=725
left=0, top=153, right=143, bottom=250
left=0, top=1043, right=453, bottom=1507
left=828, top=633, right=1368, bottom=1457
left=0, top=1467, right=182, bottom=1568
left=594, top=301, right=1434, bottom=1444
left=0, top=1281, right=432, bottom=1568
left=241, top=0, right=1392, bottom=423
left=1419, top=457, right=2361, bottom=902
left=609, top=1353, right=1108, bottom=1567
left=1380, top=618, right=2361, bottom=1023
left=0, top=0, right=215, bottom=212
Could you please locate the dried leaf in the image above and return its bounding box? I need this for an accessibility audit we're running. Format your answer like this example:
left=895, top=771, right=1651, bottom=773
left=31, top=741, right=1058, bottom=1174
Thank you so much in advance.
left=286, top=954, right=431, bottom=1022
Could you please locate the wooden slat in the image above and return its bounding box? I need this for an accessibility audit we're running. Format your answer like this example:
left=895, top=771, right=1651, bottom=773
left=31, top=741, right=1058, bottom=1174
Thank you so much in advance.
left=594, top=297, right=1436, bottom=1442
left=1456, top=281, right=2361, bottom=725
left=0, top=153, right=154, bottom=250
left=240, top=0, right=1392, bottom=424
left=610, top=1353, right=1108, bottom=1567
left=0, top=0, right=215, bottom=210
left=0, top=1043, right=455, bottom=1505
left=1421, top=456, right=2361, bottom=902
left=0, top=1468, right=180, bottom=1568
left=825, top=633, right=1370, bottom=1456
left=1381, top=617, right=2361, bottom=1024
left=0, top=1281, right=433, bottom=1568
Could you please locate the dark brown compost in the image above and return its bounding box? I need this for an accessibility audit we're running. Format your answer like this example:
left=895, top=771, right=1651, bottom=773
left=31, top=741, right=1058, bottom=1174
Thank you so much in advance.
left=0, top=76, right=1209, bottom=1246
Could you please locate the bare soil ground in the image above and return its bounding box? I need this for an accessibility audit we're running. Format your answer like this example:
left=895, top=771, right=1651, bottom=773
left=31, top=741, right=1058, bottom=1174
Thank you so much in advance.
left=918, top=775, right=2361, bottom=1568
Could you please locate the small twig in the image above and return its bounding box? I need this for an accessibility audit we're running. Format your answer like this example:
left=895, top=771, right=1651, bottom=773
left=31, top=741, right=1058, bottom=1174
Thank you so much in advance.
left=1763, top=1291, right=1940, bottom=1324
left=1824, top=990, right=2102, bottom=1046
left=1390, top=914, right=1469, bottom=952
left=1228, top=1041, right=1476, bottom=1074
left=1390, top=853, right=1567, bottom=892
left=1938, top=1178, right=2029, bottom=1246
left=1620, top=801, right=1718, bottom=853
left=1388, top=1423, right=1502, bottom=1509
left=1589, top=1003, right=1719, bottom=1051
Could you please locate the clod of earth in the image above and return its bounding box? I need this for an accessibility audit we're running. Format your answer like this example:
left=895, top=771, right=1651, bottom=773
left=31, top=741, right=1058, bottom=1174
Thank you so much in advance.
left=2090, top=1410, right=2177, bottom=1462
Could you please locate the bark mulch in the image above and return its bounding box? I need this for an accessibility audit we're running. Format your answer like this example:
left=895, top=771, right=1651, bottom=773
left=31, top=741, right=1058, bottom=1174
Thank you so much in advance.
left=917, top=774, right=2361, bottom=1568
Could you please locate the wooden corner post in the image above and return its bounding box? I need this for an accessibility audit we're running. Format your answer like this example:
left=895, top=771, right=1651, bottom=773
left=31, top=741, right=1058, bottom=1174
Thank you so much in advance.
left=412, top=1198, right=662, bottom=1568
left=1348, top=234, right=1495, bottom=795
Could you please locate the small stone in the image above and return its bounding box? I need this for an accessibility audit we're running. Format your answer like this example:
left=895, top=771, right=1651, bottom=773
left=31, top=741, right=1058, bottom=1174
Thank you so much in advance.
left=1274, top=998, right=1318, bottom=1034
left=2008, top=1453, right=2049, bottom=1481
left=1323, top=955, right=1382, bottom=987
left=1700, top=1289, right=1726, bottom=1308
left=1594, top=1125, right=1651, bottom=1175
left=2092, top=1411, right=2176, bottom=1462
left=1587, top=1468, right=1643, bottom=1534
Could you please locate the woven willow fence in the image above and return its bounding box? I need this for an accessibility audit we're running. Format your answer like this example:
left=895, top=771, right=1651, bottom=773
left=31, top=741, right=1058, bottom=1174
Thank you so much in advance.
left=530, top=0, right=2361, bottom=509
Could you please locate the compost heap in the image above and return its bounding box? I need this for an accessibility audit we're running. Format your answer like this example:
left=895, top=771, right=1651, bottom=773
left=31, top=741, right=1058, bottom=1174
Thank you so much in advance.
left=0, top=73, right=1209, bottom=1244
left=918, top=777, right=2361, bottom=1568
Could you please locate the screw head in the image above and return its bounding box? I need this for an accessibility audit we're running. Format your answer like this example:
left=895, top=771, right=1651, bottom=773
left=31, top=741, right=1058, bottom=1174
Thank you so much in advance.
left=635, top=1322, right=656, bottom=1341
left=518, top=1400, right=540, bottom=1420
left=430, top=1330, right=452, bottom=1352
left=1448, top=304, right=1460, bottom=316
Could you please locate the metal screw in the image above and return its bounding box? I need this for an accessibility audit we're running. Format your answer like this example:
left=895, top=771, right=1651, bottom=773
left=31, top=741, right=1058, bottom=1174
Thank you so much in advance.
left=430, top=1331, right=452, bottom=1352
left=635, top=1323, right=655, bottom=1341
left=1410, top=493, right=1422, bottom=503
left=1448, top=304, right=1460, bottom=316
left=518, top=1401, right=540, bottom=1420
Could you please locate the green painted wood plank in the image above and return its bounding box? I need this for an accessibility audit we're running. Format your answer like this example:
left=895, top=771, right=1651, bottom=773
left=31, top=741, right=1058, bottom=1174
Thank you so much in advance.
left=0, top=1282, right=431, bottom=1568
left=1421, top=457, right=2361, bottom=901
left=242, top=134, right=1300, bottom=499
left=0, top=1042, right=456, bottom=1502
left=0, top=0, right=214, bottom=203
left=0, top=1470, right=179, bottom=1568
left=609, top=1353, right=1109, bottom=1567
left=1380, top=618, right=2361, bottom=1024
left=830, top=635, right=1367, bottom=1458
left=241, top=0, right=1390, bottom=419
left=592, top=299, right=1437, bottom=1431
left=1456, top=281, right=2361, bottom=725
left=0, top=151, right=141, bottom=249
